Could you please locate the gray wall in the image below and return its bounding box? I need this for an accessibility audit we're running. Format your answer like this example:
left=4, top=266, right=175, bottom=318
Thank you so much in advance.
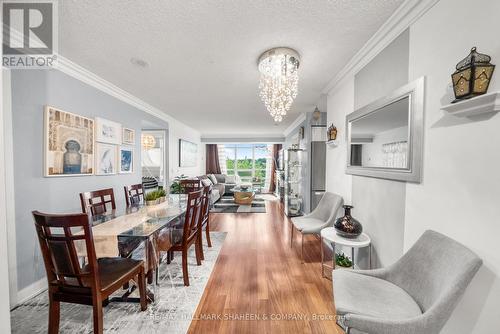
left=10, top=69, right=169, bottom=290
left=352, top=29, right=409, bottom=268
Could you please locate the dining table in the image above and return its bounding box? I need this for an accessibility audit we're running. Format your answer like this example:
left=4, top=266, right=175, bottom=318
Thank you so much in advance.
left=76, top=194, right=188, bottom=303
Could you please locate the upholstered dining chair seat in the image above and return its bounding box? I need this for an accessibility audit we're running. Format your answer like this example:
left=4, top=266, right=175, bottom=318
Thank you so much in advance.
left=291, top=217, right=327, bottom=234
left=333, top=270, right=422, bottom=320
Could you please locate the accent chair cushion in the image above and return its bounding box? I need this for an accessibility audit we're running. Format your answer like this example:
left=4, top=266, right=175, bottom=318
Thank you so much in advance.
left=333, top=269, right=422, bottom=320
left=291, top=217, right=328, bottom=234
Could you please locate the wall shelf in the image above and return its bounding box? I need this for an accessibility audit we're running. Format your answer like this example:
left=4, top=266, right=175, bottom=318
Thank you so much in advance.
left=441, top=92, right=500, bottom=117
left=326, top=139, right=338, bottom=147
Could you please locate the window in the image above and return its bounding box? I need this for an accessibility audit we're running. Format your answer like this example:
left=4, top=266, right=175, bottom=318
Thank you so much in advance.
left=223, top=144, right=271, bottom=186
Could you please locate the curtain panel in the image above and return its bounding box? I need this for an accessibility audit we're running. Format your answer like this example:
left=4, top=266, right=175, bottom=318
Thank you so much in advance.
left=205, top=144, right=222, bottom=174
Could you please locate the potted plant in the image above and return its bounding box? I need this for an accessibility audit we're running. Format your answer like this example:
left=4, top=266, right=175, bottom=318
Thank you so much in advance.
left=157, top=188, right=167, bottom=203
left=145, top=190, right=159, bottom=206
left=335, top=252, right=353, bottom=268
left=170, top=174, right=188, bottom=194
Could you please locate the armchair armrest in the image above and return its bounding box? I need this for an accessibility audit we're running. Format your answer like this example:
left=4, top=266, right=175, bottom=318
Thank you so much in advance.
left=349, top=267, right=390, bottom=280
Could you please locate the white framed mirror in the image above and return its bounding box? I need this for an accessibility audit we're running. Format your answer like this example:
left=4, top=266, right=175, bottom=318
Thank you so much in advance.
left=346, top=77, right=424, bottom=182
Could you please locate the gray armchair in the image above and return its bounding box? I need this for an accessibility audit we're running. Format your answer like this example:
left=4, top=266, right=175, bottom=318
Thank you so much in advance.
left=333, top=230, right=482, bottom=334
left=290, top=192, right=343, bottom=262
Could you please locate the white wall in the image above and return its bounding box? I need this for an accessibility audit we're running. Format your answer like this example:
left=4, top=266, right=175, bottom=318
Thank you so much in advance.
left=0, top=56, right=12, bottom=334
left=168, top=121, right=203, bottom=180
left=406, top=0, right=500, bottom=332
left=326, top=78, right=354, bottom=204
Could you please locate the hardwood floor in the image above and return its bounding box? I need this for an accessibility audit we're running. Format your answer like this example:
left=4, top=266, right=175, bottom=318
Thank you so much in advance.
left=188, top=198, right=344, bottom=334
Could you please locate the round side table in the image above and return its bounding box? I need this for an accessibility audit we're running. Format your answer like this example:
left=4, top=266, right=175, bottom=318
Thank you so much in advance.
left=320, top=227, right=371, bottom=279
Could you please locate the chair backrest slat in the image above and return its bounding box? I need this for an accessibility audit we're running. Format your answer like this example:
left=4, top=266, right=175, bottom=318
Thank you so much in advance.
left=32, top=211, right=100, bottom=291
left=201, top=185, right=211, bottom=225
left=124, top=184, right=145, bottom=207
left=182, top=189, right=203, bottom=245
left=80, top=188, right=116, bottom=217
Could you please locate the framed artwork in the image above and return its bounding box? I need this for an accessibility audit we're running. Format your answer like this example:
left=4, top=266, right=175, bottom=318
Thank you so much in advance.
left=179, top=139, right=197, bottom=167
left=44, top=106, right=94, bottom=177
left=119, top=147, right=134, bottom=173
left=122, top=127, right=135, bottom=145
left=95, top=117, right=122, bottom=144
left=96, top=143, right=117, bottom=175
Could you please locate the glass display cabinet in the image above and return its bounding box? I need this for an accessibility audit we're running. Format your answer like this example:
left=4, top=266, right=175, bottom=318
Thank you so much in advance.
left=284, top=148, right=304, bottom=217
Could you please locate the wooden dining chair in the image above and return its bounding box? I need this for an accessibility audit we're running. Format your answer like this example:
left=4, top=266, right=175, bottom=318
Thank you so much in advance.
left=124, top=183, right=145, bottom=207
left=32, top=211, right=147, bottom=334
left=80, top=188, right=116, bottom=217
left=180, top=178, right=201, bottom=194
left=198, top=184, right=212, bottom=261
left=168, top=189, right=204, bottom=286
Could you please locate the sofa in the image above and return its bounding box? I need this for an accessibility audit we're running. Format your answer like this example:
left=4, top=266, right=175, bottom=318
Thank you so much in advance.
left=198, top=173, right=241, bottom=204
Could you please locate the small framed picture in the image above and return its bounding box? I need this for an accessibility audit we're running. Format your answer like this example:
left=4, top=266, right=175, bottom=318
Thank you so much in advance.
left=95, top=117, right=122, bottom=144
left=96, top=143, right=118, bottom=175
left=119, top=147, right=134, bottom=174
left=122, top=127, right=135, bottom=145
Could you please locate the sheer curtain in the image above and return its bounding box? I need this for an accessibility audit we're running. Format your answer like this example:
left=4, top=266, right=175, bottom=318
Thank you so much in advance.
left=217, top=145, right=227, bottom=174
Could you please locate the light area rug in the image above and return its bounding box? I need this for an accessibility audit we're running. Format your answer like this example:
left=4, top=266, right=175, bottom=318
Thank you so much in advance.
left=10, top=232, right=227, bottom=334
left=211, top=194, right=277, bottom=213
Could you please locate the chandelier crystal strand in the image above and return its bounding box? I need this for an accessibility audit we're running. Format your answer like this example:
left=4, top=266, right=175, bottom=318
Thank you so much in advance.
left=258, top=48, right=300, bottom=123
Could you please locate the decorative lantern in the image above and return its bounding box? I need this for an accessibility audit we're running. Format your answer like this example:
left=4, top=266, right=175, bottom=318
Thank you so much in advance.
left=141, top=134, right=156, bottom=150
left=452, top=47, right=495, bottom=103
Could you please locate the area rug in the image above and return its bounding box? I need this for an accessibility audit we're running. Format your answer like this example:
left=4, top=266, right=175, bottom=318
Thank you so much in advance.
left=211, top=194, right=270, bottom=213
left=10, top=232, right=227, bottom=334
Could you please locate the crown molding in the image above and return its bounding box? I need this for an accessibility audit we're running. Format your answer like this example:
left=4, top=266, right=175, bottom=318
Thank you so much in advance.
left=322, top=0, right=440, bottom=96
left=283, top=113, right=307, bottom=137
left=55, top=56, right=200, bottom=136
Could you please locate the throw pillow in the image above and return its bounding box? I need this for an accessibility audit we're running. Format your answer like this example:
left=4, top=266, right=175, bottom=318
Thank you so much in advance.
left=201, top=178, right=212, bottom=187
left=208, top=174, right=218, bottom=184
left=225, top=175, right=236, bottom=184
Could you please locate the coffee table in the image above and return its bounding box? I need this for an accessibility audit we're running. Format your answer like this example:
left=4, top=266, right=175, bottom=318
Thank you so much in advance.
left=230, top=186, right=255, bottom=205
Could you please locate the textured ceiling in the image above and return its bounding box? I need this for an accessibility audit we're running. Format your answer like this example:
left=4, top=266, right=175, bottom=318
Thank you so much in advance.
left=59, top=0, right=404, bottom=136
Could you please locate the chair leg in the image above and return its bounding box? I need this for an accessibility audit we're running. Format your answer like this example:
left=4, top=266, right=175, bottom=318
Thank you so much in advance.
left=290, top=224, right=294, bottom=248
left=195, top=236, right=202, bottom=266
left=137, top=269, right=147, bottom=311
left=166, top=250, right=172, bottom=264
left=48, top=294, right=60, bottom=334
left=182, top=249, right=190, bottom=286
left=301, top=233, right=304, bottom=264
left=198, top=231, right=205, bottom=261
left=92, top=300, right=103, bottom=334
left=206, top=222, right=212, bottom=247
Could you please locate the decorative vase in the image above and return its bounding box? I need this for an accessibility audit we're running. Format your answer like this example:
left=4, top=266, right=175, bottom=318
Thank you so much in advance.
left=158, top=196, right=166, bottom=203
left=334, top=205, right=362, bottom=238
left=289, top=196, right=302, bottom=215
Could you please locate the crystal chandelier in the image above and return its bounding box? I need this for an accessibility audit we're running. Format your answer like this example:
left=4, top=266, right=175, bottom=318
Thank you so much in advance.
left=258, top=47, right=300, bottom=123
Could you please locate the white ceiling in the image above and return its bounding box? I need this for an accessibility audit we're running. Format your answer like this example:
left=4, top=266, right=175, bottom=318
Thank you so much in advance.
left=58, top=0, right=404, bottom=136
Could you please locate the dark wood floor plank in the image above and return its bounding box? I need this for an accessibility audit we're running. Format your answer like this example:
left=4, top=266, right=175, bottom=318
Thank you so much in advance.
left=188, top=199, right=344, bottom=334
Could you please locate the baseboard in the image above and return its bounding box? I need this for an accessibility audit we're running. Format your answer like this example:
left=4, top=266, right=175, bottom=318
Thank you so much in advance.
left=14, top=278, right=47, bottom=308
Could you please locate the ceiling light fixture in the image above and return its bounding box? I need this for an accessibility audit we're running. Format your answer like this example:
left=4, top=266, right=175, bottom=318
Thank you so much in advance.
left=258, top=47, right=300, bottom=123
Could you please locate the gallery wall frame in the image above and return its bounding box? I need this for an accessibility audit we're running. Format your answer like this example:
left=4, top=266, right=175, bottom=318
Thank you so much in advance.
left=119, top=146, right=134, bottom=174
left=179, top=139, right=197, bottom=167
left=95, top=117, right=122, bottom=145
left=44, top=105, right=95, bottom=177
left=95, top=142, right=118, bottom=175
left=122, top=127, right=135, bottom=145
